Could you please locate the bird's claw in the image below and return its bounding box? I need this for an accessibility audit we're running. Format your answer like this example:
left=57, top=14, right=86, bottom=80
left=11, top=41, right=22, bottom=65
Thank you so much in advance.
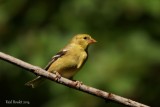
left=54, top=71, right=61, bottom=81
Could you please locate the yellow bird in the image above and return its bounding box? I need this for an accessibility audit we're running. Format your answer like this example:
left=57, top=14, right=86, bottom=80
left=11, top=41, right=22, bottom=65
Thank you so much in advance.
left=25, top=34, right=96, bottom=88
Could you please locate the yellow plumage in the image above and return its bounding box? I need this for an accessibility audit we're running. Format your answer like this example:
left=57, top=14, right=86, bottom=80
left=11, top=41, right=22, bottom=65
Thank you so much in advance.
left=25, top=34, right=96, bottom=88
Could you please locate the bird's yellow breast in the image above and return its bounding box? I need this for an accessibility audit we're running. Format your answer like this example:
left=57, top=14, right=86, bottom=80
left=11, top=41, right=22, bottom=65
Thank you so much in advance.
left=48, top=46, right=87, bottom=79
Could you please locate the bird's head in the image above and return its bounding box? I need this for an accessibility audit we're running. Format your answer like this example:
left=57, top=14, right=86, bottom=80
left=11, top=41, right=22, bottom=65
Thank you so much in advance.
left=71, top=34, right=97, bottom=49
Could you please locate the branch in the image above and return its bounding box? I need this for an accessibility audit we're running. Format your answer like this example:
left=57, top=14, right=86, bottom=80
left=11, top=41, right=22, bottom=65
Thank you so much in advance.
left=0, top=52, right=150, bottom=107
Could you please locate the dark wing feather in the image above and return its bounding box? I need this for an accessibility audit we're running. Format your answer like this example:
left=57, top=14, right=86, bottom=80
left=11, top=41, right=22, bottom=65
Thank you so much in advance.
left=44, top=50, right=67, bottom=70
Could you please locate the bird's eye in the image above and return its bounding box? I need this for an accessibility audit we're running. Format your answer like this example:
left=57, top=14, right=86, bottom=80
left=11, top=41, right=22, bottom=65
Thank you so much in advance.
left=83, top=37, right=88, bottom=40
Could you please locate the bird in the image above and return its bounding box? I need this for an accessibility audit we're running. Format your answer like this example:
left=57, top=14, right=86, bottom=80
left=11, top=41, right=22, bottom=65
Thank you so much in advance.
left=25, top=34, right=96, bottom=88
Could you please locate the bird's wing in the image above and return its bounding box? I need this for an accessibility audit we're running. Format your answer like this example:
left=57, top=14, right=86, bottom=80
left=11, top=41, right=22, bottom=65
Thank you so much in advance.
left=44, top=49, right=67, bottom=70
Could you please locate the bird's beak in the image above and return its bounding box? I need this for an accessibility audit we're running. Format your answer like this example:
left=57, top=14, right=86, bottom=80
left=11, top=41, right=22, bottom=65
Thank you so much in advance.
left=89, top=38, right=97, bottom=44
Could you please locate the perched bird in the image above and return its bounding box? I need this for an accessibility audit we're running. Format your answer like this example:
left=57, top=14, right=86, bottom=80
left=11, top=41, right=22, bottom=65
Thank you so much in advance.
left=25, top=34, right=96, bottom=88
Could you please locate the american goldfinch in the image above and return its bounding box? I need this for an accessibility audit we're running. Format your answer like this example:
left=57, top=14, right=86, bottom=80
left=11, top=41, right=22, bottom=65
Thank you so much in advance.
left=25, top=34, right=96, bottom=88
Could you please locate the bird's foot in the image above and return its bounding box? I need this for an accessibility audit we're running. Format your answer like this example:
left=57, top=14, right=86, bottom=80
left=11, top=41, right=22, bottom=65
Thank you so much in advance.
left=54, top=71, right=61, bottom=81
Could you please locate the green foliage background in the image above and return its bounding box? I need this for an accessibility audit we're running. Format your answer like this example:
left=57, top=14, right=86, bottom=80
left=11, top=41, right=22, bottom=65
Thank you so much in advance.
left=0, top=0, right=160, bottom=107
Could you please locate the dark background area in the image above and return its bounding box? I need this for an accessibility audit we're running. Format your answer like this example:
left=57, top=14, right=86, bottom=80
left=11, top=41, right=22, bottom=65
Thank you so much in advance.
left=0, top=0, right=160, bottom=107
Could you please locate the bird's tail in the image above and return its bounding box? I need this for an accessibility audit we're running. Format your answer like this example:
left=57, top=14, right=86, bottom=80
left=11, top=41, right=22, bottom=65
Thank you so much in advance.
left=25, top=76, right=45, bottom=88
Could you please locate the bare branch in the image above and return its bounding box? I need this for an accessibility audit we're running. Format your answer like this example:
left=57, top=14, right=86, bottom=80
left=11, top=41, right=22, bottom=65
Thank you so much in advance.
left=0, top=52, right=150, bottom=107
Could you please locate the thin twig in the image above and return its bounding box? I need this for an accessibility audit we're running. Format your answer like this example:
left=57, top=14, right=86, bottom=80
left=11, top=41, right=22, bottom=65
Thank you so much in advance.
left=0, top=52, right=150, bottom=107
